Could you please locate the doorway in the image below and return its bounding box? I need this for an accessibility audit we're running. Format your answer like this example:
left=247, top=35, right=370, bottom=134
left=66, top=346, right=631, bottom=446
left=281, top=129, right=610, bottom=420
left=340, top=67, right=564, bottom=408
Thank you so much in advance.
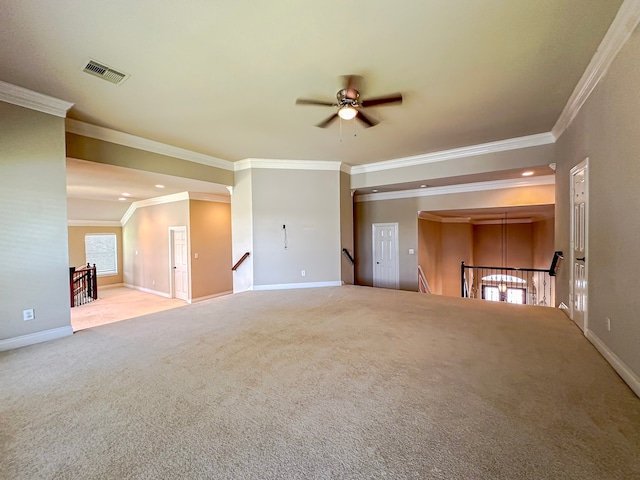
left=372, top=223, right=399, bottom=289
left=169, top=226, right=189, bottom=301
left=570, top=158, right=588, bottom=331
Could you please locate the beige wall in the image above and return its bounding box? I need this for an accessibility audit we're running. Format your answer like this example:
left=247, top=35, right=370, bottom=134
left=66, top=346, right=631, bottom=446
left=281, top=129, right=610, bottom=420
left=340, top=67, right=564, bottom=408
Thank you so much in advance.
left=251, top=168, right=341, bottom=287
left=0, top=102, right=71, bottom=341
left=66, top=133, right=233, bottom=186
left=417, top=219, right=442, bottom=294
left=351, top=143, right=555, bottom=189
left=68, top=225, right=124, bottom=286
left=122, top=200, right=190, bottom=295
left=555, top=25, right=640, bottom=380
left=189, top=200, right=232, bottom=299
left=231, top=169, right=254, bottom=292
left=355, top=184, right=554, bottom=291
left=340, top=171, right=355, bottom=285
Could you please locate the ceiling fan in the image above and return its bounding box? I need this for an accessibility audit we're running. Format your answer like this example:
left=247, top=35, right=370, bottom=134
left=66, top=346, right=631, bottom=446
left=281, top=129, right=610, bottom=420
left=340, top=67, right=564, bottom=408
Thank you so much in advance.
left=295, top=75, right=403, bottom=128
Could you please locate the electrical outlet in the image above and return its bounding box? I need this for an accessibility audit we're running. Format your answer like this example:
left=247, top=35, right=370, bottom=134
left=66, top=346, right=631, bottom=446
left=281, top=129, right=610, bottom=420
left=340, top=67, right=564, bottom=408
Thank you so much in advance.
left=301, top=270, right=306, bottom=277
left=23, top=309, right=35, bottom=321
left=606, top=317, right=611, bottom=331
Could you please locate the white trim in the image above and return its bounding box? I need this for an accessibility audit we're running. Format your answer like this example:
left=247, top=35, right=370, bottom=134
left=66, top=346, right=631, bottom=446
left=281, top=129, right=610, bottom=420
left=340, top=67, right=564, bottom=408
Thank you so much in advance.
left=234, top=158, right=345, bottom=172
left=122, top=283, right=172, bottom=298
left=187, top=290, right=233, bottom=303
left=188, top=192, right=231, bottom=204
left=552, top=0, right=640, bottom=139
left=356, top=175, right=555, bottom=202
left=586, top=329, right=640, bottom=398
left=569, top=158, right=589, bottom=332
left=350, top=133, right=555, bottom=175
left=252, top=281, right=342, bottom=291
left=0, top=326, right=73, bottom=352
left=68, top=220, right=122, bottom=227
left=65, top=119, right=234, bottom=171
left=168, top=226, right=190, bottom=301
left=120, top=192, right=189, bottom=225
left=372, top=223, right=400, bottom=289
left=120, top=191, right=230, bottom=225
left=0, top=81, right=74, bottom=118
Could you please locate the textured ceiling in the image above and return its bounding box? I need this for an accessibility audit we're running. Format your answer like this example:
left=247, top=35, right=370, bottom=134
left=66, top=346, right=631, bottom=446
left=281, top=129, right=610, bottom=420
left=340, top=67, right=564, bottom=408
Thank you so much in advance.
left=0, top=0, right=623, bottom=166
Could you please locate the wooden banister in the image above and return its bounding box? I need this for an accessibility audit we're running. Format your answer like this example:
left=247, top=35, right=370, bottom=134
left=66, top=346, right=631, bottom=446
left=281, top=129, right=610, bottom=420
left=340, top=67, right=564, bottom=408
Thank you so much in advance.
left=232, top=252, right=250, bottom=271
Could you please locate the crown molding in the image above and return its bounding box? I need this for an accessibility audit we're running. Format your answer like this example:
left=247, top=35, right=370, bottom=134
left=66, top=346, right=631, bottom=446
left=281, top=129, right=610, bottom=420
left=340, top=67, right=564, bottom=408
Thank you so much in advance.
left=355, top=175, right=555, bottom=203
left=350, top=132, right=555, bottom=175
left=188, top=192, right=231, bottom=204
left=67, top=220, right=122, bottom=227
left=120, top=192, right=189, bottom=225
left=552, top=0, right=640, bottom=139
left=417, top=212, right=536, bottom=225
left=234, top=158, right=345, bottom=172
left=120, top=191, right=230, bottom=225
left=0, top=81, right=73, bottom=118
left=65, top=119, right=234, bottom=171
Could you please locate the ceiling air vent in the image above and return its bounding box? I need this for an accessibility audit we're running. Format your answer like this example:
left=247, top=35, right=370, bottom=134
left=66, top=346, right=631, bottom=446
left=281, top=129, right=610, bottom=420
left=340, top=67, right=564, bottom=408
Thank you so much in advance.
left=82, top=59, right=129, bottom=85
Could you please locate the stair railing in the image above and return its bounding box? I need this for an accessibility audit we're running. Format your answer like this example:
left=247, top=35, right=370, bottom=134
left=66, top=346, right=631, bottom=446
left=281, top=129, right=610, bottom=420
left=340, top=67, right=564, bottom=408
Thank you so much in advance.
left=70, top=263, right=98, bottom=307
left=461, top=261, right=554, bottom=307
left=232, top=252, right=250, bottom=271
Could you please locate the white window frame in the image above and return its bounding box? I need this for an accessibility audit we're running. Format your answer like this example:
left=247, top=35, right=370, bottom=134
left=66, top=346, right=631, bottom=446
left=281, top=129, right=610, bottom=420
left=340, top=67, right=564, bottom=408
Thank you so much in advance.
left=85, top=233, right=118, bottom=276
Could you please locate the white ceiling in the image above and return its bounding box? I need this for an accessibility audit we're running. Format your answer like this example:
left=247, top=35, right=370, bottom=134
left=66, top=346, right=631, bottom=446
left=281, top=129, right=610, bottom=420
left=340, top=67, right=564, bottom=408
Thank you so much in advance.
left=0, top=0, right=623, bottom=166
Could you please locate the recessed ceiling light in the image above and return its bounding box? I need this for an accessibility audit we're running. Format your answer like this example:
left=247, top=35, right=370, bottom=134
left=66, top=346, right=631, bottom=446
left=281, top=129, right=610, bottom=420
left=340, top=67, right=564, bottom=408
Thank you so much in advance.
left=155, top=184, right=165, bottom=189
left=122, top=192, right=131, bottom=197
left=522, top=171, right=534, bottom=177
left=372, top=189, right=378, bottom=193
left=118, top=197, right=127, bottom=201
left=420, top=184, right=427, bottom=188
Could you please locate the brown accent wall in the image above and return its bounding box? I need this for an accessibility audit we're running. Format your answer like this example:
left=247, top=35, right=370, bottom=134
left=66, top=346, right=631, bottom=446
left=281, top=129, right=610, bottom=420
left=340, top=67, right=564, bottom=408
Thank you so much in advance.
left=532, top=218, right=555, bottom=270
left=189, top=200, right=233, bottom=299
left=441, top=223, right=474, bottom=296
left=417, top=219, right=442, bottom=294
left=67, top=225, right=124, bottom=286
left=473, top=223, right=533, bottom=269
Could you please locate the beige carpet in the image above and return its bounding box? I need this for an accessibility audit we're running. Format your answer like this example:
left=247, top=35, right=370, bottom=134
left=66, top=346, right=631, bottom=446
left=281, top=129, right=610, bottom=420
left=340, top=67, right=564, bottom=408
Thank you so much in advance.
left=70, top=286, right=187, bottom=331
left=2, top=286, right=639, bottom=479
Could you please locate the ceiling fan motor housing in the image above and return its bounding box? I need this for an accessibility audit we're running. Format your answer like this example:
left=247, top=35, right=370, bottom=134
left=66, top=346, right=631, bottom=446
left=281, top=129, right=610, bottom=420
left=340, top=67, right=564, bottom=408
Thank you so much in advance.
left=338, top=88, right=360, bottom=106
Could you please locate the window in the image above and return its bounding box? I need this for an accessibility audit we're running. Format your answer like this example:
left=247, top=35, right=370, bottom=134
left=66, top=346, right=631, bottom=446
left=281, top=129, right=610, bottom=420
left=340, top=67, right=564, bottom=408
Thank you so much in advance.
left=85, top=234, right=118, bottom=276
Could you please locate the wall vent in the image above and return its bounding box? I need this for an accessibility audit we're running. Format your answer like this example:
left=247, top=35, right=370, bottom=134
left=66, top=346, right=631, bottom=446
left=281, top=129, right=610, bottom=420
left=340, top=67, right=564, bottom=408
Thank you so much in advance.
left=82, top=59, right=129, bottom=85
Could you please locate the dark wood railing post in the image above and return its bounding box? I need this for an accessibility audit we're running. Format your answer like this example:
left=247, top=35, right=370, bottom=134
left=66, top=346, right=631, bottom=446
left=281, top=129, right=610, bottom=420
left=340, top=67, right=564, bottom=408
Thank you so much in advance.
left=461, top=261, right=465, bottom=297
left=69, top=266, right=76, bottom=307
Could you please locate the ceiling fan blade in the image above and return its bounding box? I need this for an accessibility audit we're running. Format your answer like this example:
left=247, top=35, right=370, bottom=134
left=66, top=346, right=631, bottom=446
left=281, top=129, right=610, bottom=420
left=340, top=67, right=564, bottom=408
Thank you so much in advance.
left=342, top=75, right=363, bottom=92
left=316, top=113, right=339, bottom=128
left=361, top=93, right=403, bottom=108
left=356, top=109, right=379, bottom=128
left=296, top=98, right=336, bottom=107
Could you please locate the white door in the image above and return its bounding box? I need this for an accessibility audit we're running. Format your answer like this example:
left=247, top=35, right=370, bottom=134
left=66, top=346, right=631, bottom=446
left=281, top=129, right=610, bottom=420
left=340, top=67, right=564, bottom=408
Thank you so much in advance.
left=171, top=227, right=189, bottom=301
left=570, top=159, right=588, bottom=331
left=372, top=223, right=399, bottom=289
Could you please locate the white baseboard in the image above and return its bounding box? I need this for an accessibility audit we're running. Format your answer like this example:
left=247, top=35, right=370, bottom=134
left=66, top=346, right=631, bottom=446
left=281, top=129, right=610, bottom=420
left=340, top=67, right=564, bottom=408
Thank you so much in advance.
left=586, top=329, right=640, bottom=398
left=0, top=326, right=73, bottom=352
left=123, top=283, right=171, bottom=299
left=99, top=283, right=124, bottom=290
left=252, top=281, right=342, bottom=291
left=188, top=290, right=233, bottom=303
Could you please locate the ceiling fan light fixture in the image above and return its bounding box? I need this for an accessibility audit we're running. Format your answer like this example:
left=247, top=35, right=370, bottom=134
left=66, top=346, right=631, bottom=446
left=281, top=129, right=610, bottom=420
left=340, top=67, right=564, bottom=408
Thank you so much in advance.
left=338, top=105, right=357, bottom=120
